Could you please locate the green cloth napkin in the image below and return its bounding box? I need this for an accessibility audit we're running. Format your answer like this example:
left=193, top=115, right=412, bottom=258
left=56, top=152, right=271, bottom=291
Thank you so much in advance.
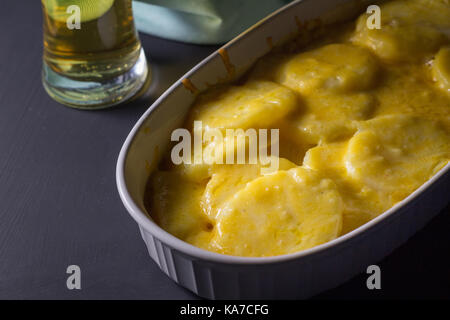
left=132, top=0, right=292, bottom=44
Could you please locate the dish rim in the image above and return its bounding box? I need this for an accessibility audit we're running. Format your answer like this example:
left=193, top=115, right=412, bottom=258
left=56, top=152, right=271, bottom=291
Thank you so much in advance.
left=116, top=0, right=450, bottom=265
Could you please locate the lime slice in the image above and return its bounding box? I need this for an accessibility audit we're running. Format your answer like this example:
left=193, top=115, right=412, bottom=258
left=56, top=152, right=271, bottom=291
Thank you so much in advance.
left=44, top=0, right=115, bottom=23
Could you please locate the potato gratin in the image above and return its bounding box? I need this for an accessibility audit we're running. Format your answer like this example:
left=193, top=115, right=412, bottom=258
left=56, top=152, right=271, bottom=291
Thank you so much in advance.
left=145, top=0, right=450, bottom=257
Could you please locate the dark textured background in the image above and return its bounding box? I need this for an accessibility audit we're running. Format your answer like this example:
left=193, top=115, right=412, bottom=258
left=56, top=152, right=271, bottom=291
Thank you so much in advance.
left=0, top=1, right=448, bottom=300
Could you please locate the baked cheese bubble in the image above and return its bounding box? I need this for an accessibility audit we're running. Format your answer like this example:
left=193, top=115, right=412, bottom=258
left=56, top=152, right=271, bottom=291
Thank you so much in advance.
left=209, top=167, right=343, bottom=257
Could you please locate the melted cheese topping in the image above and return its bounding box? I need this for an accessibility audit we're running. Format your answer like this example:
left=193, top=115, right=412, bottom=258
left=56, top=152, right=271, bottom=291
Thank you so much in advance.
left=147, top=0, right=450, bottom=257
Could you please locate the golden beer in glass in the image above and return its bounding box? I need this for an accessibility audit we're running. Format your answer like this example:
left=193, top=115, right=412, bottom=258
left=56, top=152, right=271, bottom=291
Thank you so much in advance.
left=41, top=0, right=149, bottom=109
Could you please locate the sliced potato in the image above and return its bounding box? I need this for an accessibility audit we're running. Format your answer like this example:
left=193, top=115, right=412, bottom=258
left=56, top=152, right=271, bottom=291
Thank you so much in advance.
left=345, top=115, right=450, bottom=201
left=185, top=81, right=299, bottom=132
left=351, top=0, right=449, bottom=62
left=209, top=167, right=343, bottom=257
left=283, top=93, right=376, bottom=144
left=304, top=142, right=394, bottom=234
left=201, top=158, right=297, bottom=220
left=274, top=44, right=379, bottom=94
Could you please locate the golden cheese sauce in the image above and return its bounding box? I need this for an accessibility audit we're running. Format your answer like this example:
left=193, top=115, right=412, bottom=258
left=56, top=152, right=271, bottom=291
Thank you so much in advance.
left=145, top=0, right=450, bottom=257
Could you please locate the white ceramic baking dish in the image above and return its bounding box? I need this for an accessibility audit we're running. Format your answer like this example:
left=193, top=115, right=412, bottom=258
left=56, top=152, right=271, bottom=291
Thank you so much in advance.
left=116, top=0, right=450, bottom=299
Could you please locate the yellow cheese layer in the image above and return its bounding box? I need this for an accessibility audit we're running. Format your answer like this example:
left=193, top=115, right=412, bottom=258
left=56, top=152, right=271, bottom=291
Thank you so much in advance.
left=147, top=0, right=450, bottom=257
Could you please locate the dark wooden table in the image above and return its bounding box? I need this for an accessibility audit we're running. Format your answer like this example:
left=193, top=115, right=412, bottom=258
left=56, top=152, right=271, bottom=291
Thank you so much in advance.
left=0, top=1, right=448, bottom=299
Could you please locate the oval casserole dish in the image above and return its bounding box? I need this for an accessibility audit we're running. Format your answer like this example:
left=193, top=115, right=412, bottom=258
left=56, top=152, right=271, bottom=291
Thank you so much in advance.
left=117, top=0, right=450, bottom=299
